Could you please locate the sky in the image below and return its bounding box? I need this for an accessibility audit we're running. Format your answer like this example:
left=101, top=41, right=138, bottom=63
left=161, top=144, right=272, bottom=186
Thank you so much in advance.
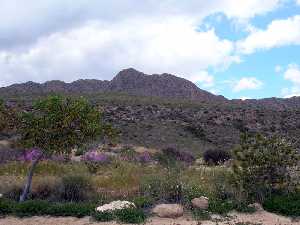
left=0, top=0, right=300, bottom=99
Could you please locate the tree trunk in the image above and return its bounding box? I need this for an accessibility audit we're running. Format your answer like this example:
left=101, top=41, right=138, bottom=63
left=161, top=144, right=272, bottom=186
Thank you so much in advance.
left=19, top=155, right=42, bottom=202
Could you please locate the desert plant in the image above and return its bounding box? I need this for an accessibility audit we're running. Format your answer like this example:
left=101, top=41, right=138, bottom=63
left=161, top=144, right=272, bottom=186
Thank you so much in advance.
left=233, top=133, right=299, bottom=202
left=58, top=175, right=91, bottom=202
left=3, top=185, right=24, bottom=201
left=203, top=149, right=231, bottom=165
left=115, top=207, right=146, bottom=224
left=191, top=208, right=211, bottom=221
left=132, top=196, right=154, bottom=209
left=91, top=211, right=114, bottom=222
left=17, top=95, right=103, bottom=202
left=263, top=192, right=300, bottom=216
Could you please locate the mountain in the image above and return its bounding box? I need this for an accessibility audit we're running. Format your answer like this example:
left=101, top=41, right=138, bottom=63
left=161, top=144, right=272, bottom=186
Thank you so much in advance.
left=0, top=68, right=225, bottom=103
left=1, top=68, right=300, bottom=153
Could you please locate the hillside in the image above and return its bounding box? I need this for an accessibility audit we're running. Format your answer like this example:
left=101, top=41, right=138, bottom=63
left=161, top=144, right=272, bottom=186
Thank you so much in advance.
left=1, top=68, right=300, bottom=153
left=0, top=68, right=225, bottom=103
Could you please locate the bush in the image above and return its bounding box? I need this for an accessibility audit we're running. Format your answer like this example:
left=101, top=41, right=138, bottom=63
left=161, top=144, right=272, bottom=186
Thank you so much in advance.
left=233, top=134, right=299, bottom=202
left=0, top=199, right=14, bottom=215
left=140, top=173, right=182, bottom=203
left=48, top=202, right=95, bottom=218
left=263, top=192, right=300, bottom=216
left=161, top=147, right=195, bottom=164
left=31, top=181, right=57, bottom=200
left=203, top=149, right=231, bottom=165
left=13, top=200, right=51, bottom=217
left=191, top=208, right=211, bottom=221
left=115, top=208, right=146, bottom=224
left=0, top=200, right=95, bottom=218
left=58, top=175, right=91, bottom=202
left=132, top=196, right=154, bottom=209
left=3, top=185, right=23, bottom=201
left=182, top=184, right=204, bottom=206
left=92, top=211, right=114, bottom=222
left=208, top=199, right=235, bottom=215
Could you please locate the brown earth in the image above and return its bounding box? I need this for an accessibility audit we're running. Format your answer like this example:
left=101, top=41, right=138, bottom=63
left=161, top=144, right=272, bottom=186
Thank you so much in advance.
left=1, top=211, right=299, bottom=225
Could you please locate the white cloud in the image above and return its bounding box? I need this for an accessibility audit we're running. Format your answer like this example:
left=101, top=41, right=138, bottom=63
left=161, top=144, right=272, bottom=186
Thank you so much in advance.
left=190, top=71, right=215, bottom=87
left=233, top=77, right=263, bottom=92
left=284, top=64, right=300, bottom=84
left=280, top=64, right=300, bottom=97
left=0, top=18, right=238, bottom=87
left=281, top=86, right=300, bottom=98
left=240, top=96, right=251, bottom=100
left=237, top=15, right=300, bottom=54
left=275, top=65, right=282, bottom=73
left=0, top=0, right=287, bottom=87
left=297, top=0, right=300, bottom=5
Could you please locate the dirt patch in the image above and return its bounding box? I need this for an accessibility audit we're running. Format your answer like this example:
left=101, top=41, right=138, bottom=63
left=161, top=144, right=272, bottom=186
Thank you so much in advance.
left=0, top=211, right=299, bottom=225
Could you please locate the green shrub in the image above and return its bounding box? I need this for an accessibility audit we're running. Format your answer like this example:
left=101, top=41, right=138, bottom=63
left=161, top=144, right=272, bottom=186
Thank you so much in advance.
left=91, top=211, right=114, bottom=222
left=208, top=199, right=235, bottom=215
left=0, top=199, right=15, bottom=215
left=182, top=184, right=204, bottom=206
left=140, top=173, right=182, bottom=203
left=13, top=200, right=51, bottom=217
left=263, top=192, right=300, bottom=216
left=191, top=208, right=211, bottom=221
left=59, top=175, right=91, bottom=202
left=48, top=202, right=95, bottom=218
left=132, top=196, right=154, bottom=209
left=233, top=134, right=299, bottom=202
left=0, top=199, right=95, bottom=218
left=115, top=207, right=146, bottom=224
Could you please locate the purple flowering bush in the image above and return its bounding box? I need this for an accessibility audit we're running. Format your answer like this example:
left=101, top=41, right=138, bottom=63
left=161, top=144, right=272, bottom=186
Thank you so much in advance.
left=82, top=150, right=111, bottom=174
left=137, top=151, right=152, bottom=163
left=18, top=148, right=44, bottom=162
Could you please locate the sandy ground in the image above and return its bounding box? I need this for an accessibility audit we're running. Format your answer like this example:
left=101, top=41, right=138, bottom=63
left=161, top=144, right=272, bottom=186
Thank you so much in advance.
left=0, top=211, right=299, bottom=225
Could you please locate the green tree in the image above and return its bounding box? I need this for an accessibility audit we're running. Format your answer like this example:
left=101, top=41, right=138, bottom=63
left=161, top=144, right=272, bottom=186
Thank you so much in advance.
left=233, top=133, right=299, bottom=202
left=0, top=99, right=6, bottom=133
left=0, top=99, right=16, bottom=135
left=18, top=95, right=103, bottom=202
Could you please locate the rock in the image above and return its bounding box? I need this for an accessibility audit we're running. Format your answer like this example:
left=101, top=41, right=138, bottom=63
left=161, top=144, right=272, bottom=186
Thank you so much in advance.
left=96, top=201, right=135, bottom=212
left=152, top=204, right=184, bottom=218
left=248, top=203, right=264, bottom=212
left=0, top=140, right=11, bottom=149
left=191, top=196, right=209, bottom=210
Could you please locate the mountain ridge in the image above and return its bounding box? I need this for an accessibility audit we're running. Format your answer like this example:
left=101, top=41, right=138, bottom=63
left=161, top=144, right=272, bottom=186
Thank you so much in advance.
left=0, top=68, right=226, bottom=103
left=1, top=68, right=300, bottom=110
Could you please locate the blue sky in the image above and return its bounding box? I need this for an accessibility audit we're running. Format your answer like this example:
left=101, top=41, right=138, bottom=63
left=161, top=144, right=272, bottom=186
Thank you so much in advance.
left=0, top=0, right=300, bottom=99
left=196, top=0, right=300, bottom=99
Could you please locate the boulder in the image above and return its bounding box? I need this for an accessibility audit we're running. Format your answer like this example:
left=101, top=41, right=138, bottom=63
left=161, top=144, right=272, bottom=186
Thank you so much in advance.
left=96, top=200, right=135, bottom=212
left=152, top=204, right=184, bottom=218
left=248, top=202, right=264, bottom=212
left=191, top=196, right=209, bottom=210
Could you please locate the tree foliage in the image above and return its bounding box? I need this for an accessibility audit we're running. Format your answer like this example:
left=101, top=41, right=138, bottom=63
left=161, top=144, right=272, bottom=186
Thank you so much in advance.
left=233, top=133, right=299, bottom=201
left=0, top=99, right=17, bottom=135
left=19, top=95, right=103, bottom=155
left=18, top=95, right=104, bottom=201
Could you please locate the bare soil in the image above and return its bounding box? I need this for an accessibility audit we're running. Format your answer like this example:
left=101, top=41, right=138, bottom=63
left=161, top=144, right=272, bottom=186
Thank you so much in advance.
left=0, top=211, right=299, bottom=225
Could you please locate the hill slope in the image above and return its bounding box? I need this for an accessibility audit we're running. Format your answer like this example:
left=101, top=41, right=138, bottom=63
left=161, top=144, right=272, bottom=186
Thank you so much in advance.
left=1, top=68, right=300, bottom=153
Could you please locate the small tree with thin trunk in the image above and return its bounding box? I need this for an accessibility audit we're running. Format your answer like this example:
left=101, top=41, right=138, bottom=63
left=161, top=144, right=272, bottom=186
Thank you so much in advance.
left=18, top=95, right=103, bottom=202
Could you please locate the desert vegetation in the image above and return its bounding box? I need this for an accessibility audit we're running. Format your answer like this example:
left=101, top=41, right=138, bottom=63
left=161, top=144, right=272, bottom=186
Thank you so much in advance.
left=0, top=95, right=299, bottom=224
